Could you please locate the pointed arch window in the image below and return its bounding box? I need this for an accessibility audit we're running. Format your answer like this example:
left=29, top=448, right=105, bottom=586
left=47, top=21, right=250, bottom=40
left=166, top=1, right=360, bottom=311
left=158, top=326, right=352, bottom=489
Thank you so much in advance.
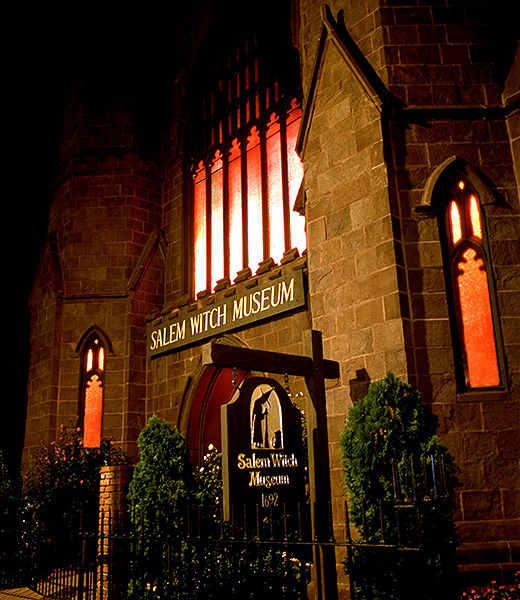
left=440, top=175, right=503, bottom=390
left=79, top=334, right=106, bottom=447
left=187, top=10, right=305, bottom=296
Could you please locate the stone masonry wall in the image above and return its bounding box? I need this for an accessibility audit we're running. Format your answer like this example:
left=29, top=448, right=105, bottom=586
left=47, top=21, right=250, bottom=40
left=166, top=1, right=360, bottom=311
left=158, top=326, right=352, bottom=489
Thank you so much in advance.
left=298, top=0, right=520, bottom=587
left=24, top=80, right=164, bottom=463
left=375, top=0, right=520, bottom=579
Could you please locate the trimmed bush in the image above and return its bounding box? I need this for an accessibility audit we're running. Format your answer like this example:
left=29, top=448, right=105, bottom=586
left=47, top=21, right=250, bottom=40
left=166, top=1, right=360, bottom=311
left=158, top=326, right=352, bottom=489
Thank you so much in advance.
left=24, top=419, right=128, bottom=539
left=126, top=415, right=309, bottom=600
left=340, top=372, right=460, bottom=600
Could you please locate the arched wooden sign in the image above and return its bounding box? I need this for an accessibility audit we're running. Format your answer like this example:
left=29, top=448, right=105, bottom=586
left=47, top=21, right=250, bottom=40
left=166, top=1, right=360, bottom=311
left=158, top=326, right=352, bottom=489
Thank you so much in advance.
left=221, top=376, right=307, bottom=520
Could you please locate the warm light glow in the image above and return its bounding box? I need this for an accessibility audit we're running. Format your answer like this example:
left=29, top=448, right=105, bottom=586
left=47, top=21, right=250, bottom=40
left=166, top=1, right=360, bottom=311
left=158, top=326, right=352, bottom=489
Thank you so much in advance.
left=247, top=126, right=264, bottom=273
left=194, top=162, right=207, bottom=294
left=86, top=348, right=94, bottom=372
left=84, top=374, right=102, bottom=447
left=469, top=195, right=482, bottom=239
left=450, top=201, right=462, bottom=244
left=228, top=139, right=243, bottom=282
left=211, top=152, right=224, bottom=290
left=458, top=180, right=465, bottom=190
left=286, top=103, right=305, bottom=254
left=98, top=347, right=105, bottom=371
left=266, top=113, right=284, bottom=264
left=457, top=247, right=500, bottom=387
left=193, top=97, right=306, bottom=293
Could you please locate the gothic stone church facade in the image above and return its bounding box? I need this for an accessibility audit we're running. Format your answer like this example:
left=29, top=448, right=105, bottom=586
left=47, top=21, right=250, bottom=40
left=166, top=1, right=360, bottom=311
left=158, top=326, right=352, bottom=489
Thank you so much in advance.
left=24, top=0, right=519, bottom=593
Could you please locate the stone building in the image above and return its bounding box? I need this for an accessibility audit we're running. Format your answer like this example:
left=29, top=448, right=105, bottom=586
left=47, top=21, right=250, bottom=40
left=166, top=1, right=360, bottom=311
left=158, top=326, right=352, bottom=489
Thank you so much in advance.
left=24, top=0, right=519, bottom=594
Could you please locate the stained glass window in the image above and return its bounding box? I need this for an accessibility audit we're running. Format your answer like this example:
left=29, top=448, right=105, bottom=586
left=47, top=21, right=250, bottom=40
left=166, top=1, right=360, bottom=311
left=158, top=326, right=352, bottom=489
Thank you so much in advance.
left=443, top=177, right=502, bottom=389
left=188, top=18, right=304, bottom=295
left=80, top=334, right=105, bottom=447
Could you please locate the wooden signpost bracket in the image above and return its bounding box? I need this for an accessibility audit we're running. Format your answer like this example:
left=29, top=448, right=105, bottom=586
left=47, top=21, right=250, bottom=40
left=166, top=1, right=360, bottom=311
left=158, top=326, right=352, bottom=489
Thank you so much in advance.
left=202, top=330, right=339, bottom=600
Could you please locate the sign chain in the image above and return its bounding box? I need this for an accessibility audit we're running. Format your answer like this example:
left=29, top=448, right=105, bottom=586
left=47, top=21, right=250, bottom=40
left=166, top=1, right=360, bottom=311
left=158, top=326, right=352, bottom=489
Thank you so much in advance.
left=284, top=372, right=291, bottom=397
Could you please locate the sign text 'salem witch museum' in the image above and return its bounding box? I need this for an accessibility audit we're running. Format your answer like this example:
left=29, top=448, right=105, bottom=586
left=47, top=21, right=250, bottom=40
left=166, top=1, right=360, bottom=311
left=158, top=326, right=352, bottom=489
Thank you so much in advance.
left=148, top=271, right=305, bottom=357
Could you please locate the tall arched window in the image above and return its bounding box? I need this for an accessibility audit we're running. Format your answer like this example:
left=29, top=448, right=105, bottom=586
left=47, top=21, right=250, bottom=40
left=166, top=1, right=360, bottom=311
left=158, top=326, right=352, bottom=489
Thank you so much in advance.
left=78, top=331, right=106, bottom=447
left=438, top=172, right=503, bottom=390
left=186, top=3, right=305, bottom=295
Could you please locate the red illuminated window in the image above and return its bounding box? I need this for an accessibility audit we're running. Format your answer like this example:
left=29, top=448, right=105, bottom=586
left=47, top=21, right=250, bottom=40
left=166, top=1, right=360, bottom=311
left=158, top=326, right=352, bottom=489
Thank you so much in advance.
left=442, top=177, right=502, bottom=389
left=188, top=21, right=305, bottom=295
left=79, top=334, right=106, bottom=447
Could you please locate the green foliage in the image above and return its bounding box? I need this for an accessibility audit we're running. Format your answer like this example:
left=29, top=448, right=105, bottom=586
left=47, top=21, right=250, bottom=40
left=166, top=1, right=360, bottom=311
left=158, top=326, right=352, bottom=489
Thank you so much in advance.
left=127, top=416, right=309, bottom=600
left=127, top=416, right=194, bottom=600
left=127, top=415, right=194, bottom=531
left=0, top=451, right=28, bottom=588
left=1, top=421, right=128, bottom=587
left=340, top=372, right=460, bottom=600
left=194, top=443, right=223, bottom=505
left=0, top=452, right=13, bottom=499
left=23, top=419, right=128, bottom=546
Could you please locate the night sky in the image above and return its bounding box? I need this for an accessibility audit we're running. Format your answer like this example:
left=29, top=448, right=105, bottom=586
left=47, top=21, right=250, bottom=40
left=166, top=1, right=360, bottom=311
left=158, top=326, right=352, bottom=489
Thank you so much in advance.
left=4, top=7, right=169, bottom=479
left=5, top=15, right=65, bottom=479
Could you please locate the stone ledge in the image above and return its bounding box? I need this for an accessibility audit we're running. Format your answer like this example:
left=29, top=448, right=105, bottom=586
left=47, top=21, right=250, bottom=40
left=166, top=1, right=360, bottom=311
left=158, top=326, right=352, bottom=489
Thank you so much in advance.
left=457, top=541, right=520, bottom=565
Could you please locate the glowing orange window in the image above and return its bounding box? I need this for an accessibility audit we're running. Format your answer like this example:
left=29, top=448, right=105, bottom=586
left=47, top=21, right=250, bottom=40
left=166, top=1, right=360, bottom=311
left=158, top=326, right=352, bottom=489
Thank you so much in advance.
left=80, top=335, right=105, bottom=447
left=444, top=178, right=501, bottom=389
left=189, top=27, right=305, bottom=296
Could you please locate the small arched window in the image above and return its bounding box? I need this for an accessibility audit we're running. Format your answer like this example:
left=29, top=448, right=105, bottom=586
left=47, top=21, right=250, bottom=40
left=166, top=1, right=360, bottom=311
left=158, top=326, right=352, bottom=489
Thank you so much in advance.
left=438, top=173, right=503, bottom=390
left=79, top=333, right=106, bottom=447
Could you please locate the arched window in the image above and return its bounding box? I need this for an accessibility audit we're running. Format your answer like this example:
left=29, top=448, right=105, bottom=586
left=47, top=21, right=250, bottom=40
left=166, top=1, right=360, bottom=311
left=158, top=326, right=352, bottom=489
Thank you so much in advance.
left=78, top=332, right=106, bottom=447
left=187, top=4, right=305, bottom=295
left=438, top=172, right=503, bottom=390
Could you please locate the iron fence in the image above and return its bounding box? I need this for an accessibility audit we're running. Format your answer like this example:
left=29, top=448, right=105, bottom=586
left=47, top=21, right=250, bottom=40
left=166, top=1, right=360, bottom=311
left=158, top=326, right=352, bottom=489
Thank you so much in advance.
left=24, top=454, right=456, bottom=600
left=28, top=500, right=428, bottom=600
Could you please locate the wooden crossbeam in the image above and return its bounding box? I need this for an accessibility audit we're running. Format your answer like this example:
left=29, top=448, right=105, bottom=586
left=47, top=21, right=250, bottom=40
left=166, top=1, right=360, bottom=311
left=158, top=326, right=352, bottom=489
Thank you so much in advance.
left=202, top=341, right=340, bottom=379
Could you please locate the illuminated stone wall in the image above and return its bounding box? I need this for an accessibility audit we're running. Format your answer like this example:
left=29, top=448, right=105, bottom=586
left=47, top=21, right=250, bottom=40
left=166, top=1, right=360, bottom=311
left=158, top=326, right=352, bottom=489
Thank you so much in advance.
left=23, top=0, right=519, bottom=592
left=298, top=0, right=520, bottom=589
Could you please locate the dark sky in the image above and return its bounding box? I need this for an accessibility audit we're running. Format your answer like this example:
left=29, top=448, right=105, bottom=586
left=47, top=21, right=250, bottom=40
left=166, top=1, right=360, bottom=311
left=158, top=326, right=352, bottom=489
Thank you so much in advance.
left=4, top=8, right=170, bottom=479
left=5, top=14, right=72, bottom=478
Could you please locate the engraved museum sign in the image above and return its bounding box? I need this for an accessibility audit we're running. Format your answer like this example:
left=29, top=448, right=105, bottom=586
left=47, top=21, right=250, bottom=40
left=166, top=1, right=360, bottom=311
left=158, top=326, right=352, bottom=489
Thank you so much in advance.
left=221, top=376, right=307, bottom=519
left=147, top=270, right=306, bottom=358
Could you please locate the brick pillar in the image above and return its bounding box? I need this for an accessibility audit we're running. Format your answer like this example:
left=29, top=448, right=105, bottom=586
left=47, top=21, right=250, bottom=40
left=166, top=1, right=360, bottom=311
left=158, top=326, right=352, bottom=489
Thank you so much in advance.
left=98, top=464, right=133, bottom=600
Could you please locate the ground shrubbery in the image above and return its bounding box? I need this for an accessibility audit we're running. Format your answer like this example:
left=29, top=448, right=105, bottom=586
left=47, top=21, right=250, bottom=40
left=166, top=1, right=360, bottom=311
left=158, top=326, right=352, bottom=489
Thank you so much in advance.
left=0, top=452, right=29, bottom=588
left=341, top=372, right=460, bottom=600
left=126, top=415, right=309, bottom=600
left=24, top=420, right=128, bottom=537
left=0, top=420, right=128, bottom=588
left=462, top=575, right=520, bottom=600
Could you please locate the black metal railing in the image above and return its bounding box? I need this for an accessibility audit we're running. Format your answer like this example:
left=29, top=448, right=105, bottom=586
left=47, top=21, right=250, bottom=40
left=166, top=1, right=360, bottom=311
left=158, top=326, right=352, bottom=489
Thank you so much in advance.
left=25, top=454, right=455, bottom=600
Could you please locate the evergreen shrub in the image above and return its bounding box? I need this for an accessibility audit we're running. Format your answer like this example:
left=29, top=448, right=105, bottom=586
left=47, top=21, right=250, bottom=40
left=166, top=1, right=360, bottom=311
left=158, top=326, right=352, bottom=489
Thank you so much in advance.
left=0, top=451, right=28, bottom=588
left=127, top=415, right=309, bottom=600
left=340, top=372, right=460, bottom=600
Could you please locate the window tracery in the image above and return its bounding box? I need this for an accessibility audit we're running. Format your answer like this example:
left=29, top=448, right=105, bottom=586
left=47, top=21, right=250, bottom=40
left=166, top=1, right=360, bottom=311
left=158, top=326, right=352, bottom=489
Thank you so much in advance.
left=188, top=12, right=305, bottom=295
left=441, top=175, right=502, bottom=389
left=79, top=333, right=106, bottom=447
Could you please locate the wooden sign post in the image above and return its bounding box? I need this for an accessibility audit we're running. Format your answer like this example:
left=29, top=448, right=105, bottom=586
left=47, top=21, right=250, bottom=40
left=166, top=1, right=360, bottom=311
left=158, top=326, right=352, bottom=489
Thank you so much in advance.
left=202, top=329, right=339, bottom=600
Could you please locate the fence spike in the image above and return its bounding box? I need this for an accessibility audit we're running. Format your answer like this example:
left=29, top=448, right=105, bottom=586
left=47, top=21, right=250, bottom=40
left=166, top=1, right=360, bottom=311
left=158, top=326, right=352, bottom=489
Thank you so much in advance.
left=283, top=502, right=288, bottom=541
left=361, top=497, right=367, bottom=542
left=379, top=500, right=386, bottom=544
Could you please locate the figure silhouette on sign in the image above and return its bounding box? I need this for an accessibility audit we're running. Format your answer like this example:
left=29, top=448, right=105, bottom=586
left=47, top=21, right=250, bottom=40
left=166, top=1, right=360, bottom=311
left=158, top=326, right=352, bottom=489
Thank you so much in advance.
left=252, top=388, right=271, bottom=448
left=250, top=384, right=283, bottom=449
